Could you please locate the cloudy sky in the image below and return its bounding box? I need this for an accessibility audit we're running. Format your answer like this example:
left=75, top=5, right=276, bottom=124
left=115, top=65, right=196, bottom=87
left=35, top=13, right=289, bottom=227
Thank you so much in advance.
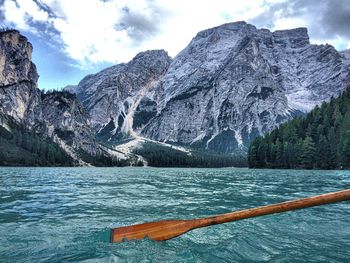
left=1, top=0, right=349, bottom=90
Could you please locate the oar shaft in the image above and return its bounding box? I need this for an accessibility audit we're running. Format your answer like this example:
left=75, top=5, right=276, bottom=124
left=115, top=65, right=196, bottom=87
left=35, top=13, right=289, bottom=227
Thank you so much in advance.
left=193, top=189, right=350, bottom=228
left=111, top=189, right=350, bottom=242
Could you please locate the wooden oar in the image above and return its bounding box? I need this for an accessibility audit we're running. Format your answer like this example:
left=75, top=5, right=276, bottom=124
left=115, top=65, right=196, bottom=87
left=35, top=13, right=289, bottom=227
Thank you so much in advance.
left=111, top=188, right=350, bottom=243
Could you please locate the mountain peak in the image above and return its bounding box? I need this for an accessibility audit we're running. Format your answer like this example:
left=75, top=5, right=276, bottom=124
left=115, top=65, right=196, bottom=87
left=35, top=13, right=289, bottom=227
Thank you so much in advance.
left=272, top=27, right=310, bottom=47
left=188, top=21, right=311, bottom=54
left=141, top=21, right=349, bottom=152
left=3, top=21, right=346, bottom=161
left=129, top=49, right=172, bottom=71
left=193, top=21, right=255, bottom=40
left=0, top=30, right=37, bottom=86
left=273, top=27, right=308, bottom=36
left=132, top=49, right=170, bottom=60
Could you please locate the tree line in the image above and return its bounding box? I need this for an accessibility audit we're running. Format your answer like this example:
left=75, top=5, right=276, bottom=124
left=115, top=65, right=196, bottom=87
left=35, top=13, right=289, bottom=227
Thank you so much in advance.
left=248, top=88, right=350, bottom=169
left=134, top=142, right=247, bottom=167
left=0, top=117, right=73, bottom=166
left=0, top=116, right=132, bottom=167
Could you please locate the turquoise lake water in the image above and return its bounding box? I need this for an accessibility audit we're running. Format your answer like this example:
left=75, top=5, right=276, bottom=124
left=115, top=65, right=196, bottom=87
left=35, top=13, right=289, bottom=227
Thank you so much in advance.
left=0, top=167, right=350, bottom=262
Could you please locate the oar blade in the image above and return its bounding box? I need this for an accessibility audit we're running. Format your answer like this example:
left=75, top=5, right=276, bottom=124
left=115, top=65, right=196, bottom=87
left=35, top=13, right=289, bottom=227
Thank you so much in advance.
left=111, top=220, right=193, bottom=242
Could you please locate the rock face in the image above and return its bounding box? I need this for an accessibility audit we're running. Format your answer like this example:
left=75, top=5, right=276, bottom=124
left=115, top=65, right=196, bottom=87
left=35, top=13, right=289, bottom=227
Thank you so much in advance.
left=67, top=50, right=172, bottom=142
left=0, top=30, right=98, bottom=161
left=69, top=22, right=350, bottom=153
left=141, top=22, right=350, bottom=152
left=2, top=22, right=350, bottom=163
left=42, top=91, right=97, bottom=154
left=0, top=30, right=42, bottom=128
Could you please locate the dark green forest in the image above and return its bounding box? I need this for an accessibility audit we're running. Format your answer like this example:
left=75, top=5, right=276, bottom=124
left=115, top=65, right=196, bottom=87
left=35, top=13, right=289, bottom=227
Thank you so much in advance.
left=0, top=117, right=73, bottom=166
left=248, top=88, right=350, bottom=169
left=0, top=116, right=131, bottom=167
left=134, top=142, right=247, bottom=167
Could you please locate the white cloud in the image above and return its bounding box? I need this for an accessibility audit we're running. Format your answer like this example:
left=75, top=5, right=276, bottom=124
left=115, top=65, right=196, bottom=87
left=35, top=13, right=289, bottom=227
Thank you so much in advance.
left=1, top=0, right=349, bottom=68
left=2, top=0, right=271, bottom=66
left=2, top=0, right=49, bottom=29
left=125, top=0, right=268, bottom=60
left=272, top=17, right=306, bottom=30
left=17, top=0, right=49, bottom=21
left=2, top=0, right=30, bottom=31
left=43, top=0, right=154, bottom=64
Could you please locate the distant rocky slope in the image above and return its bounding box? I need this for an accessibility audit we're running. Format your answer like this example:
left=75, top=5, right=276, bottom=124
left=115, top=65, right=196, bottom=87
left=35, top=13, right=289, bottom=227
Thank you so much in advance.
left=70, top=21, right=350, bottom=154
left=0, top=30, right=121, bottom=165
left=41, top=91, right=97, bottom=155
left=67, top=50, right=172, bottom=143
left=142, top=22, right=350, bottom=152
left=1, top=22, right=350, bottom=166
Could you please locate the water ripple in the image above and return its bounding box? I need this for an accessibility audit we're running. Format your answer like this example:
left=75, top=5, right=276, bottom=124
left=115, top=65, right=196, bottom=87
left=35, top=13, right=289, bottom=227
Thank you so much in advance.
left=0, top=167, right=349, bottom=262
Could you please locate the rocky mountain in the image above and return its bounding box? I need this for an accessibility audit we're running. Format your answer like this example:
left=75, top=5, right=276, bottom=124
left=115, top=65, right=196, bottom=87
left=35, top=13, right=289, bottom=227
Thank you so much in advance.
left=41, top=91, right=98, bottom=155
left=0, top=30, right=113, bottom=165
left=142, top=22, right=350, bottom=152
left=0, top=30, right=42, bottom=128
left=67, top=50, right=172, bottom=144
left=341, top=49, right=350, bottom=60
left=70, top=21, right=350, bottom=154
left=1, top=22, right=350, bottom=166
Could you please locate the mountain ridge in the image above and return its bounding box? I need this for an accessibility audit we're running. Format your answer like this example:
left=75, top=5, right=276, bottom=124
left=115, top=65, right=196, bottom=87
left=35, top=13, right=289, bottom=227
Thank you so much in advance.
left=0, top=30, right=128, bottom=165
left=139, top=21, right=350, bottom=152
left=1, top=21, right=350, bottom=166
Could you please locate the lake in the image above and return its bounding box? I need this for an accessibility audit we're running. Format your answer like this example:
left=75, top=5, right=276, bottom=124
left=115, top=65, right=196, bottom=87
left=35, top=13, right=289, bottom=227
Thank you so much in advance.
left=0, top=167, right=350, bottom=262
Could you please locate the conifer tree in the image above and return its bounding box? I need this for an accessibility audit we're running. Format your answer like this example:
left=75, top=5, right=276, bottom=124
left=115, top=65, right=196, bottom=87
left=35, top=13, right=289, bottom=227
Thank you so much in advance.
left=301, top=136, right=316, bottom=169
left=248, top=88, right=350, bottom=169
